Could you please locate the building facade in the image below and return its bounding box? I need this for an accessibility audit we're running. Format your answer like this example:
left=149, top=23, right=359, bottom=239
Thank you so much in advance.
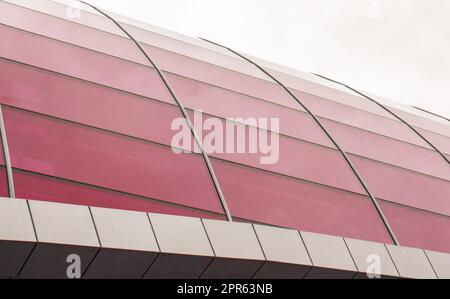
left=0, top=0, right=449, bottom=279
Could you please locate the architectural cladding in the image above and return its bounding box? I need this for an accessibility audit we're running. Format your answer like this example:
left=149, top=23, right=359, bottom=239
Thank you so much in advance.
left=0, top=0, right=449, bottom=279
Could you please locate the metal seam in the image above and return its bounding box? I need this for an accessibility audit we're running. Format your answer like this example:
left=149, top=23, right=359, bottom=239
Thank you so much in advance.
left=77, top=1, right=232, bottom=221
left=411, top=105, right=450, bottom=123
left=0, top=104, right=15, bottom=198
left=200, top=38, right=399, bottom=245
left=313, top=73, right=450, bottom=165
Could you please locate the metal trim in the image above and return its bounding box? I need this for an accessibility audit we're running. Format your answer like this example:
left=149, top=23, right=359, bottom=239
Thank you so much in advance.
left=199, top=38, right=399, bottom=245
left=78, top=1, right=232, bottom=221
left=0, top=104, right=15, bottom=198
left=314, top=73, right=450, bottom=165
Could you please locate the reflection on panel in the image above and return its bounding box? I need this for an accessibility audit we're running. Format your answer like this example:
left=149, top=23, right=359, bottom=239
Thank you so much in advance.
left=13, top=169, right=224, bottom=220
left=212, top=158, right=392, bottom=244
left=380, top=200, right=450, bottom=254
left=3, top=107, right=223, bottom=214
left=0, top=59, right=182, bottom=147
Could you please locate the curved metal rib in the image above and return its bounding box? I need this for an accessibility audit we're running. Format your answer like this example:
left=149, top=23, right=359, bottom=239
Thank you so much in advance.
left=314, top=73, right=450, bottom=165
left=0, top=104, right=15, bottom=198
left=78, top=1, right=232, bottom=221
left=200, top=38, right=399, bottom=245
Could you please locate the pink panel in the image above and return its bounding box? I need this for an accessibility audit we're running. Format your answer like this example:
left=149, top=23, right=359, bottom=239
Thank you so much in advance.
left=0, top=166, right=8, bottom=197
left=3, top=107, right=223, bottom=213
left=291, top=89, right=431, bottom=149
left=320, top=117, right=450, bottom=181
left=0, top=59, right=182, bottom=147
left=391, top=107, right=450, bottom=138
left=142, top=43, right=299, bottom=110
left=417, top=127, right=450, bottom=155
left=212, top=159, right=392, bottom=244
left=166, top=72, right=334, bottom=148
left=0, top=129, right=4, bottom=166
left=13, top=170, right=224, bottom=220
left=351, top=155, right=450, bottom=216
left=2, top=0, right=125, bottom=36
left=0, top=1, right=146, bottom=65
left=0, top=25, right=173, bottom=103
left=186, top=111, right=364, bottom=194
left=380, top=201, right=450, bottom=254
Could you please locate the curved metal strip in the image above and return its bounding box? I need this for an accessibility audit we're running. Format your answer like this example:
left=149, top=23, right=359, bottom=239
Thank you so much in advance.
left=200, top=38, right=399, bottom=245
left=78, top=1, right=232, bottom=221
left=314, top=73, right=450, bottom=165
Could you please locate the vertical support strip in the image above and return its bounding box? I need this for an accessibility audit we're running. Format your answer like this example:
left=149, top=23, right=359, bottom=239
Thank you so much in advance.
left=0, top=104, right=15, bottom=198
left=313, top=73, right=450, bottom=165
left=200, top=38, right=399, bottom=245
left=78, top=1, right=232, bottom=221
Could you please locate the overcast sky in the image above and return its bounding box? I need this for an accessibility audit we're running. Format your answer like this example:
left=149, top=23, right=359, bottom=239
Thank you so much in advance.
left=84, top=0, right=450, bottom=118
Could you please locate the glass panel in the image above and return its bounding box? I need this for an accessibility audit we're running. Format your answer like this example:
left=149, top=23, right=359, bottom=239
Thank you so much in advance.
left=0, top=25, right=172, bottom=103
left=2, top=0, right=125, bottom=36
left=0, top=129, right=4, bottom=166
left=417, top=127, right=450, bottom=155
left=320, top=117, right=450, bottom=181
left=380, top=200, right=450, bottom=254
left=212, top=158, right=392, bottom=244
left=291, top=88, right=431, bottom=149
left=166, top=72, right=333, bottom=148
left=3, top=107, right=223, bottom=214
left=141, top=43, right=298, bottom=110
left=0, top=166, right=8, bottom=197
left=13, top=169, right=224, bottom=220
left=187, top=111, right=364, bottom=194
left=0, top=1, right=145, bottom=65
left=0, top=59, right=182, bottom=147
left=351, top=154, right=450, bottom=217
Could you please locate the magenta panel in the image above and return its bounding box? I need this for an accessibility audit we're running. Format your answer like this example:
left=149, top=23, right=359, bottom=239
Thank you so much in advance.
left=0, top=166, right=8, bottom=197
left=0, top=25, right=173, bottom=103
left=186, top=111, right=364, bottom=194
left=212, top=158, right=392, bottom=244
left=380, top=201, right=450, bottom=254
left=320, top=117, right=450, bottom=181
left=351, top=155, right=450, bottom=216
left=290, top=88, right=431, bottom=149
left=417, top=127, right=450, bottom=155
left=166, top=72, right=334, bottom=148
left=13, top=169, right=224, bottom=220
left=3, top=107, right=223, bottom=214
left=0, top=59, right=182, bottom=147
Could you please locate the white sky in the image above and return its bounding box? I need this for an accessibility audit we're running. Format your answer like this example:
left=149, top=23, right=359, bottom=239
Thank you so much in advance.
left=85, top=0, right=450, bottom=118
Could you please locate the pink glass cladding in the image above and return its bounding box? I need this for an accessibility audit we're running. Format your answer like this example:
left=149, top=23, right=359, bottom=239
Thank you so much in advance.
left=0, top=166, right=8, bottom=197
left=3, top=107, right=223, bottom=214
left=187, top=110, right=365, bottom=195
left=0, top=59, right=182, bottom=147
left=351, top=155, right=450, bottom=216
left=211, top=158, right=393, bottom=244
left=0, top=25, right=172, bottom=103
left=380, top=201, right=450, bottom=254
left=13, top=170, right=224, bottom=220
